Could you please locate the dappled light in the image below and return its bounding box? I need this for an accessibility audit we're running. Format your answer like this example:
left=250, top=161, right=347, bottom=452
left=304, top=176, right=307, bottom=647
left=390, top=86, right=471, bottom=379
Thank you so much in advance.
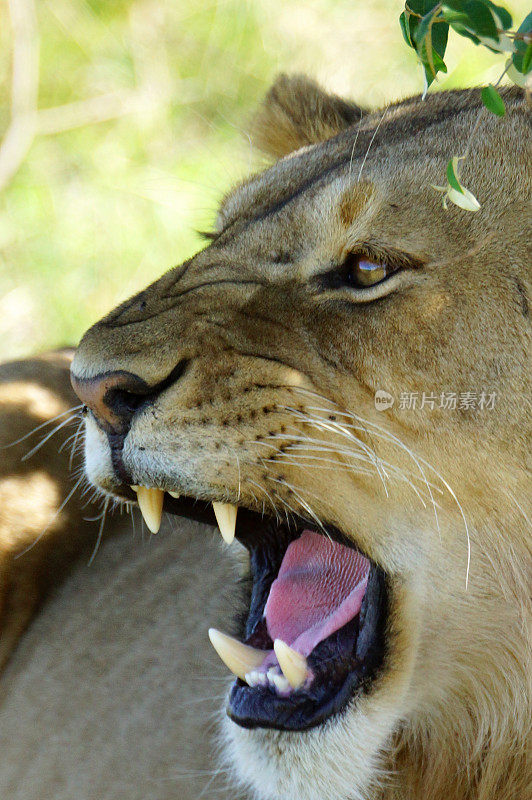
left=0, top=471, right=61, bottom=545
left=0, top=380, right=67, bottom=420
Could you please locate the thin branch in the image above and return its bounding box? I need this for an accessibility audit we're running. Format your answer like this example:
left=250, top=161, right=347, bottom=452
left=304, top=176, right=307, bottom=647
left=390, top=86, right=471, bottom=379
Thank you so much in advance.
left=36, top=88, right=155, bottom=136
left=0, top=0, right=39, bottom=193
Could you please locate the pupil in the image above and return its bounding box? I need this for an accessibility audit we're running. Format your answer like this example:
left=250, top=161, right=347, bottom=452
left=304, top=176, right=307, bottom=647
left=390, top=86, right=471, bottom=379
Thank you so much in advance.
left=356, top=260, right=386, bottom=286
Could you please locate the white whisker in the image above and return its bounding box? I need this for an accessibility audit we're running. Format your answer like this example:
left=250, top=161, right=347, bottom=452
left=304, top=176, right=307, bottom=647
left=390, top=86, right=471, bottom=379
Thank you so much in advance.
left=348, top=116, right=363, bottom=177
left=2, top=404, right=83, bottom=449
left=269, top=477, right=327, bottom=537
left=88, top=496, right=111, bottom=566
left=357, top=106, right=388, bottom=182
left=69, top=418, right=85, bottom=468
left=284, top=390, right=466, bottom=561
left=246, top=478, right=283, bottom=525
left=21, top=414, right=79, bottom=461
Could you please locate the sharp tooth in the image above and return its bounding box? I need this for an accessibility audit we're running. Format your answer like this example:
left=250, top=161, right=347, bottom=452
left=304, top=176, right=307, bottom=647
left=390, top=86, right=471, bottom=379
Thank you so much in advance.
left=168, top=491, right=180, bottom=499
left=208, top=629, right=265, bottom=681
left=273, top=639, right=308, bottom=690
left=212, top=501, right=238, bottom=544
left=245, top=670, right=267, bottom=688
left=271, top=673, right=291, bottom=694
left=130, top=485, right=139, bottom=491
left=136, top=486, right=164, bottom=534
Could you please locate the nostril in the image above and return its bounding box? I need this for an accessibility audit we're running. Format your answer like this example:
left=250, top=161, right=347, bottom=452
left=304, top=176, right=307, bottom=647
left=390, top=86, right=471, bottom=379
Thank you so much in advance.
left=70, top=358, right=190, bottom=435
left=104, top=387, right=148, bottom=419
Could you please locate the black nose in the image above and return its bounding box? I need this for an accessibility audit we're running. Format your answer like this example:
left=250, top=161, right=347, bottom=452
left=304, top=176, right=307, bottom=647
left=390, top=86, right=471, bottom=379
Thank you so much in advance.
left=70, top=360, right=188, bottom=435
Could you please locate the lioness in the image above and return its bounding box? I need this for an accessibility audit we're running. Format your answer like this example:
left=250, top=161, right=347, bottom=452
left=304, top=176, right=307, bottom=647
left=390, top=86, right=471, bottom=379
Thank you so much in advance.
left=0, top=76, right=530, bottom=800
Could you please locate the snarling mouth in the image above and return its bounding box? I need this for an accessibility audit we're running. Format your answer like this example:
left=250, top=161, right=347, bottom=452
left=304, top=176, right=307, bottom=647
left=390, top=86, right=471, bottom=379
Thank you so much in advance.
left=129, top=486, right=388, bottom=732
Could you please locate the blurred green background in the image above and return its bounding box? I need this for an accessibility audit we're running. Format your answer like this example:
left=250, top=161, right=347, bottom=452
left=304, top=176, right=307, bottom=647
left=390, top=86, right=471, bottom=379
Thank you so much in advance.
left=0, top=0, right=528, bottom=360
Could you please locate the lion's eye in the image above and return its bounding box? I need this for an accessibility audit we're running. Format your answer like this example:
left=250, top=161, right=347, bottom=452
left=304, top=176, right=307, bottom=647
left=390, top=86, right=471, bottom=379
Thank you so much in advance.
left=344, top=254, right=398, bottom=288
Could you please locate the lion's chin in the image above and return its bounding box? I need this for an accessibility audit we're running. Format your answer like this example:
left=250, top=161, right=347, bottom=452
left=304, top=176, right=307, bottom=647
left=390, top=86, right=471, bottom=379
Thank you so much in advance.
left=223, top=661, right=407, bottom=800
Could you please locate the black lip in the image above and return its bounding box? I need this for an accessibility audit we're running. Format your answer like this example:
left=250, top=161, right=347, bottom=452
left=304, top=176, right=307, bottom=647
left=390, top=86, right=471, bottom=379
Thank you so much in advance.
left=227, top=562, right=387, bottom=731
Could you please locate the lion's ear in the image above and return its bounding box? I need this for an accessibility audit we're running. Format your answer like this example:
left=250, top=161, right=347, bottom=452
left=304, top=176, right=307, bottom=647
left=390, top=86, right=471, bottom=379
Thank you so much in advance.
left=252, top=74, right=365, bottom=160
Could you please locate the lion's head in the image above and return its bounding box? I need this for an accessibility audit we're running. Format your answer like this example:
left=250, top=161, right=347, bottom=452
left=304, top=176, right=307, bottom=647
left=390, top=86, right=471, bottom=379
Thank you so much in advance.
left=70, top=76, right=531, bottom=800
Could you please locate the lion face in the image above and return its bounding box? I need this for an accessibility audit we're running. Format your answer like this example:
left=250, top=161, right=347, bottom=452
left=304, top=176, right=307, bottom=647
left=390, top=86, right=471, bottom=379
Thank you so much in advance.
left=71, top=78, right=531, bottom=800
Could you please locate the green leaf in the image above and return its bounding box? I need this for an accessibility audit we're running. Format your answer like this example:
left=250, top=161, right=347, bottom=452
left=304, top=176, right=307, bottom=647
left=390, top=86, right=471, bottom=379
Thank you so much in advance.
left=523, top=42, right=532, bottom=74
left=462, top=1, right=499, bottom=38
left=513, top=12, right=532, bottom=73
left=484, top=1, right=512, bottom=30
left=436, top=155, right=482, bottom=212
left=446, top=158, right=464, bottom=193
left=402, top=0, right=445, bottom=45
left=399, top=11, right=414, bottom=47
left=516, top=10, right=532, bottom=36
left=430, top=14, right=450, bottom=57
left=441, top=4, right=480, bottom=43
left=507, top=60, right=529, bottom=87
left=421, top=45, right=448, bottom=82
left=438, top=0, right=464, bottom=11
left=413, top=10, right=448, bottom=56
left=413, top=7, right=439, bottom=50
left=441, top=0, right=498, bottom=43
left=481, top=84, right=506, bottom=116
left=405, top=1, right=440, bottom=15
left=513, top=40, right=528, bottom=72
left=413, top=8, right=449, bottom=85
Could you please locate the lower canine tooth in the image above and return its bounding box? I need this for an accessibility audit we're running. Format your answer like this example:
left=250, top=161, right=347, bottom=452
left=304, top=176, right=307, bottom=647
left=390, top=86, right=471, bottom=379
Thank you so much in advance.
left=212, top=501, right=238, bottom=544
left=208, top=629, right=265, bottom=681
left=136, top=486, right=164, bottom=534
left=273, top=639, right=308, bottom=689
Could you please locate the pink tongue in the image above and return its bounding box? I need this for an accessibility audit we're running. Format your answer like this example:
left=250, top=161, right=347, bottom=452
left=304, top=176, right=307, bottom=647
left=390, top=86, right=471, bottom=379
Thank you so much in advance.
left=264, top=531, right=370, bottom=658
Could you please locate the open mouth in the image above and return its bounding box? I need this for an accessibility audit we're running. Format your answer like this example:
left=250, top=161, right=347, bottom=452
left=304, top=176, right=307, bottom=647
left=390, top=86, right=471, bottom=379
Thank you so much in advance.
left=126, top=486, right=388, bottom=732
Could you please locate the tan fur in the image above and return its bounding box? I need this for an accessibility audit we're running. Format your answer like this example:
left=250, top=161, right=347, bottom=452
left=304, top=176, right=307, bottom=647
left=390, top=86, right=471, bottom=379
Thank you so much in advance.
left=252, top=74, right=365, bottom=159
left=0, top=77, right=530, bottom=799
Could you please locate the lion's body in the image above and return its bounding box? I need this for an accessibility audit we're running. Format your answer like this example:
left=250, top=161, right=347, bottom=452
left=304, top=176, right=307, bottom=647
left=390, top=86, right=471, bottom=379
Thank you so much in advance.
left=0, top=355, right=240, bottom=799
left=0, top=514, right=236, bottom=800
left=0, top=79, right=530, bottom=799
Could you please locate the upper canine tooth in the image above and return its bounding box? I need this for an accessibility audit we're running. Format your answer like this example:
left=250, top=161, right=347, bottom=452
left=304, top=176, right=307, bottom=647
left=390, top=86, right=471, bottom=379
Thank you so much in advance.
left=273, top=639, right=308, bottom=690
left=208, top=628, right=265, bottom=681
left=212, top=501, right=237, bottom=544
left=168, top=491, right=180, bottom=499
left=136, top=486, right=164, bottom=534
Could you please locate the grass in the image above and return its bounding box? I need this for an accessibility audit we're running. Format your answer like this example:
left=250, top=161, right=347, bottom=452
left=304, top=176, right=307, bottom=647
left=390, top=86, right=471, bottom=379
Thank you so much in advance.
left=0, top=0, right=528, bottom=360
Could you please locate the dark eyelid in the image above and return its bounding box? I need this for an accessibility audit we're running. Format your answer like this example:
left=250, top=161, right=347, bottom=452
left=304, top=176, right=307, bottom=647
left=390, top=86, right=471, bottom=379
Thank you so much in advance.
left=314, top=245, right=424, bottom=291
left=350, top=243, right=425, bottom=272
left=197, top=230, right=219, bottom=242
left=200, top=215, right=242, bottom=244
